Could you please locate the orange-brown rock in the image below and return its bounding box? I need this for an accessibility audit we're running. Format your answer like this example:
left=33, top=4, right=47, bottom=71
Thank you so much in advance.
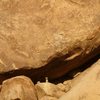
left=0, top=0, right=100, bottom=80
left=0, top=76, right=37, bottom=100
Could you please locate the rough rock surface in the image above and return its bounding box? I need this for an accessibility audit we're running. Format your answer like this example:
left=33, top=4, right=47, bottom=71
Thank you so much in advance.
left=40, top=96, right=58, bottom=100
left=59, top=59, right=100, bottom=100
left=0, top=59, right=100, bottom=100
left=0, top=0, right=100, bottom=79
left=0, top=76, right=37, bottom=100
left=35, top=80, right=65, bottom=99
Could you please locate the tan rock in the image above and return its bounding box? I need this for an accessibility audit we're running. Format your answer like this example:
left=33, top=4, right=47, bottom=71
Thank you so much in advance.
left=57, top=83, right=66, bottom=92
left=59, top=59, right=100, bottom=100
left=0, top=0, right=100, bottom=80
left=40, top=96, right=58, bottom=100
left=63, top=80, right=72, bottom=92
left=35, top=80, right=65, bottom=99
left=0, top=76, right=37, bottom=100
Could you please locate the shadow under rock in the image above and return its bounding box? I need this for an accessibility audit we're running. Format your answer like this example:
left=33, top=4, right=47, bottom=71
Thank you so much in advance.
left=0, top=46, right=100, bottom=84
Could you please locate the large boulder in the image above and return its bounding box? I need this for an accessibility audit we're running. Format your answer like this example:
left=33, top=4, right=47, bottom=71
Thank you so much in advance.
left=59, top=59, right=100, bottom=100
left=0, top=0, right=100, bottom=79
left=0, top=76, right=37, bottom=100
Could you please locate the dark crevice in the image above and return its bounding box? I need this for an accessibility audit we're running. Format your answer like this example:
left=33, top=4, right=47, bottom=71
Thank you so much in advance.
left=52, top=54, right=100, bottom=84
left=0, top=46, right=100, bottom=84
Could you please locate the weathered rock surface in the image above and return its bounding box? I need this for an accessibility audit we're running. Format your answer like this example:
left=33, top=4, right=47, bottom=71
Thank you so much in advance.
left=35, top=79, right=65, bottom=100
left=0, top=76, right=37, bottom=100
left=59, top=59, right=100, bottom=100
left=0, top=0, right=100, bottom=79
left=0, top=59, right=100, bottom=100
left=40, top=96, right=58, bottom=100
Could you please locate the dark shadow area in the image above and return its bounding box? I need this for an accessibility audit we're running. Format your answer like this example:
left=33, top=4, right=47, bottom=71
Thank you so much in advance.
left=0, top=46, right=100, bottom=84
left=51, top=54, right=100, bottom=84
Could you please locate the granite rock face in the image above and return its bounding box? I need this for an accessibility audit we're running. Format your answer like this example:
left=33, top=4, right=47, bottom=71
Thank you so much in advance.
left=59, top=59, right=100, bottom=100
left=0, top=76, right=37, bottom=100
left=0, top=0, right=100, bottom=79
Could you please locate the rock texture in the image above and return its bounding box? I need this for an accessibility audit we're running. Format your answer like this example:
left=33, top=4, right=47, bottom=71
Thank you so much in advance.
left=35, top=79, right=65, bottom=99
left=0, top=59, right=100, bottom=100
left=0, top=0, right=100, bottom=79
left=0, top=76, right=37, bottom=100
left=40, top=96, right=58, bottom=100
left=59, top=59, right=100, bottom=100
